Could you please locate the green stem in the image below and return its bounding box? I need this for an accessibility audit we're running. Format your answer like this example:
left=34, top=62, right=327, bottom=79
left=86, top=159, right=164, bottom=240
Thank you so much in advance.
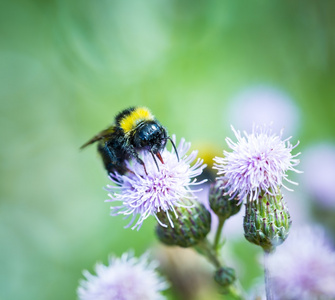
left=195, top=238, right=221, bottom=269
left=213, top=216, right=225, bottom=252
left=227, top=283, right=245, bottom=300
left=264, top=251, right=273, bottom=300
left=195, top=238, right=246, bottom=300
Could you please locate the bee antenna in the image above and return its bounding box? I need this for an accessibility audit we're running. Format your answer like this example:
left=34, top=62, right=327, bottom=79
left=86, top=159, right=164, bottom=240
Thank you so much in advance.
left=150, top=150, right=160, bottom=172
left=168, top=137, right=179, bottom=161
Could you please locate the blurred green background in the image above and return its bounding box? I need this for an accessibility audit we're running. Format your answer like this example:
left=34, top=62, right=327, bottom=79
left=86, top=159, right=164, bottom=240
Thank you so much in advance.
left=1, top=1, right=335, bottom=299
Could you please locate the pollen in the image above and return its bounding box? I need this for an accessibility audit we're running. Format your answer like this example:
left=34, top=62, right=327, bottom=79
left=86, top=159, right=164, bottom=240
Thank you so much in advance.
left=120, top=107, right=154, bottom=134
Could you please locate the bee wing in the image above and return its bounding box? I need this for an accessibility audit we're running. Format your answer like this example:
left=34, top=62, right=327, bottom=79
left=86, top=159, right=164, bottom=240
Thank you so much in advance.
left=80, top=125, right=116, bottom=149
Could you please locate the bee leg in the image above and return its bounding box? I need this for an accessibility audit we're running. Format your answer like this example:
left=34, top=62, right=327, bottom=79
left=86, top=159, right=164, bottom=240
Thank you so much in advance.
left=150, top=151, right=160, bottom=172
left=168, top=136, right=179, bottom=161
left=98, top=142, right=120, bottom=174
left=125, top=167, right=136, bottom=176
left=135, top=157, right=148, bottom=176
left=127, top=146, right=148, bottom=175
left=105, top=142, right=116, bottom=159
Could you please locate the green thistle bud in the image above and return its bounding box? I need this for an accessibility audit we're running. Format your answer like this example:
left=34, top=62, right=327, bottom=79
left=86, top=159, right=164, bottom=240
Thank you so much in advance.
left=155, top=202, right=211, bottom=248
left=209, top=179, right=242, bottom=220
left=214, top=267, right=236, bottom=288
left=243, top=191, right=291, bottom=253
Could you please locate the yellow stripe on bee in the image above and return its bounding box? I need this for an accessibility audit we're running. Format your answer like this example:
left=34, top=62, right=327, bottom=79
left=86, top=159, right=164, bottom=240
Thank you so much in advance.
left=120, top=107, right=154, bottom=134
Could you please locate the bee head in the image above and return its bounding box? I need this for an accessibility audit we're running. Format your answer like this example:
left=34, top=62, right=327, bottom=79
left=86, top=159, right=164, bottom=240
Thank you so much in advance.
left=133, top=121, right=167, bottom=154
left=132, top=121, right=179, bottom=171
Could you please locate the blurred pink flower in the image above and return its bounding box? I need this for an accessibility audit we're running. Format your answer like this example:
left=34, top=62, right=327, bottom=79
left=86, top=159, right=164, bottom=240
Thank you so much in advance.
left=78, top=252, right=168, bottom=300
left=301, top=143, right=335, bottom=208
left=226, top=85, right=301, bottom=136
left=267, top=225, right=335, bottom=299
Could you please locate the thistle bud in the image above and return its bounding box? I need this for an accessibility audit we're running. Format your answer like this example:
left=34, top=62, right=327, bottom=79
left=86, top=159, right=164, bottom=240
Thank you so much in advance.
left=209, top=179, right=242, bottom=220
left=243, top=192, right=291, bottom=253
left=155, top=201, right=211, bottom=248
left=214, top=267, right=236, bottom=288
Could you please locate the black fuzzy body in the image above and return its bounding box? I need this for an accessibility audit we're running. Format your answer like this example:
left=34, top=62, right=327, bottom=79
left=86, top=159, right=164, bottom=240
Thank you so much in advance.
left=81, top=107, right=168, bottom=175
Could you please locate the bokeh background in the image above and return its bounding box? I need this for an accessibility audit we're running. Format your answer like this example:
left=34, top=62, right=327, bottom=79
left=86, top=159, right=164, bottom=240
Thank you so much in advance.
left=1, top=1, right=335, bottom=299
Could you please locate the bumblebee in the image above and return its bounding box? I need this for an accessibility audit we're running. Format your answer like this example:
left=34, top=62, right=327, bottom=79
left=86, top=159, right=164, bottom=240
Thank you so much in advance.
left=81, top=107, right=178, bottom=175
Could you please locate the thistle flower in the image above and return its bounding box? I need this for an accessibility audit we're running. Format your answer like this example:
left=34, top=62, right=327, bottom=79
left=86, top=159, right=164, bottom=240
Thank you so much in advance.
left=214, top=267, right=236, bottom=289
left=209, top=178, right=242, bottom=220
left=267, top=226, right=335, bottom=299
left=155, top=202, right=211, bottom=247
left=106, top=136, right=206, bottom=230
left=244, top=192, right=291, bottom=252
left=78, top=252, right=168, bottom=300
left=213, top=125, right=301, bottom=202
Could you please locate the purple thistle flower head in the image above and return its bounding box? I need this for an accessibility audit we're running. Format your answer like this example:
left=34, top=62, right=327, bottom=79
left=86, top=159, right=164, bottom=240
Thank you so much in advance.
left=213, top=125, right=301, bottom=202
left=78, top=252, right=168, bottom=300
left=268, top=226, right=335, bottom=299
left=105, top=136, right=207, bottom=230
